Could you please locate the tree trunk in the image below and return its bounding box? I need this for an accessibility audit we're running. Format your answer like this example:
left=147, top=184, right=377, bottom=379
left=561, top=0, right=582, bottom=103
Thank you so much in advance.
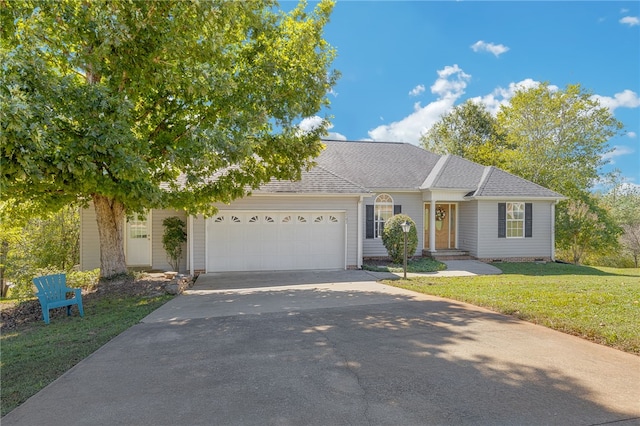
left=0, top=239, right=8, bottom=298
left=93, top=194, right=128, bottom=279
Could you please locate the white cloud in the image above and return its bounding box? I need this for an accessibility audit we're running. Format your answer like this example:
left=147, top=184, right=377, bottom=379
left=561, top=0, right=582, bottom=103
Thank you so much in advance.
left=591, top=90, right=640, bottom=112
left=302, top=117, right=347, bottom=140
left=470, top=40, right=510, bottom=57
left=298, top=116, right=324, bottom=133
left=368, top=65, right=470, bottom=142
left=430, top=64, right=471, bottom=98
left=620, top=16, right=639, bottom=26
left=470, top=79, right=548, bottom=115
left=602, top=145, right=635, bottom=163
left=367, top=68, right=637, bottom=161
left=325, top=132, right=347, bottom=141
left=617, top=182, right=640, bottom=191
left=408, top=84, right=425, bottom=97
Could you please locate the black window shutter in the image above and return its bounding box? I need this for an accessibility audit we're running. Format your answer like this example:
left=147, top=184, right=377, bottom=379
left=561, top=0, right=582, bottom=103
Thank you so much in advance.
left=525, top=203, right=533, bottom=238
left=498, top=203, right=506, bottom=238
left=366, top=205, right=374, bottom=239
left=394, top=205, right=402, bottom=215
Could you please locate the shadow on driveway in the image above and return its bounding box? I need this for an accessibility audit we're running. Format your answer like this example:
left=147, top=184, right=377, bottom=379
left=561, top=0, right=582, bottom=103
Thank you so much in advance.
left=3, top=271, right=640, bottom=425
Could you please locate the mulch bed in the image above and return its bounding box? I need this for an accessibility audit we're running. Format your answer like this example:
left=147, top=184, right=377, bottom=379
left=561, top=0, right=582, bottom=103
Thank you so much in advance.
left=0, top=274, right=191, bottom=332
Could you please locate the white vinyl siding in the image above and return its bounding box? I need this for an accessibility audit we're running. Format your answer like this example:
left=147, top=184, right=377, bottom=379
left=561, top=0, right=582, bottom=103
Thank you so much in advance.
left=363, top=192, right=424, bottom=258
left=477, top=200, right=554, bottom=259
left=80, top=206, right=188, bottom=272
left=191, top=215, right=207, bottom=272
left=80, top=204, right=100, bottom=271
left=457, top=201, right=478, bottom=256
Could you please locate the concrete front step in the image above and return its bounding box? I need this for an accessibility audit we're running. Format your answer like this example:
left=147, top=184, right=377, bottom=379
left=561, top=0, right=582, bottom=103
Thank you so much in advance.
left=423, top=249, right=472, bottom=261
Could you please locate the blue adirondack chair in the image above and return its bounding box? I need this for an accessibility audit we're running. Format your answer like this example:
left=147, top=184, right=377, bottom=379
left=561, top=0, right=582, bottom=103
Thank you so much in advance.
left=33, top=274, right=85, bottom=324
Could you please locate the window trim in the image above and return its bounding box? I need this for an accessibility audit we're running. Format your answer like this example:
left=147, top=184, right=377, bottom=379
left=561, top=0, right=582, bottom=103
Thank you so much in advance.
left=506, top=202, right=525, bottom=238
left=374, top=194, right=394, bottom=238
left=498, top=202, right=533, bottom=239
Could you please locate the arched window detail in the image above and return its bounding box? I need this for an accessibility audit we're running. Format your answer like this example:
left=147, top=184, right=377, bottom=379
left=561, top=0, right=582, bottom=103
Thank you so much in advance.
left=374, top=194, right=394, bottom=238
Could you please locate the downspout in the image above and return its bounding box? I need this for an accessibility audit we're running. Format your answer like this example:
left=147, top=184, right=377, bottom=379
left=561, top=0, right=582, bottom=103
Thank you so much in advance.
left=357, top=196, right=363, bottom=269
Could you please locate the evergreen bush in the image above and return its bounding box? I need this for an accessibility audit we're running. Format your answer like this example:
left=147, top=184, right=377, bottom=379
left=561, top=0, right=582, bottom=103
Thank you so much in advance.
left=382, top=214, right=418, bottom=264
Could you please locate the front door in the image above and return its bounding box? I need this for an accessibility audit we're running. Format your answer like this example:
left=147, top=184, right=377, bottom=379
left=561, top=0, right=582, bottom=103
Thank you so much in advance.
left=126, top=213, right=151, bottom=266
left=424, top=203, right=457, bottom=250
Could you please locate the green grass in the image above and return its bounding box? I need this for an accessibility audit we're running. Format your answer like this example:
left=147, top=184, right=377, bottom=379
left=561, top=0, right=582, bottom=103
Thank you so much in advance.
left=386, top=262, right=640, bottom=355
left=362, top=257, right=446, bottom=273
left=1, top=294, right=173, bottom=416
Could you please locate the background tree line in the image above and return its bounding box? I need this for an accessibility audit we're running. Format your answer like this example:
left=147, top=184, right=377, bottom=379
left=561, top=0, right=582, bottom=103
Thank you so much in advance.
left=421, top=83, right=639, bottom=267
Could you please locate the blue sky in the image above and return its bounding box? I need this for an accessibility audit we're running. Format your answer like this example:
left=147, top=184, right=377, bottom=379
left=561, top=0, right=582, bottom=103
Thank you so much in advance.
left=296, top=1, right=640, bottom=188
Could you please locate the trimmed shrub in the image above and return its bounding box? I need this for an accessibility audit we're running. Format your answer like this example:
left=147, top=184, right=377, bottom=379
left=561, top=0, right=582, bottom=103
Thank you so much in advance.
left=162, top=217, right=187, bottom=272
left=382, top=214, right=418, bottom=264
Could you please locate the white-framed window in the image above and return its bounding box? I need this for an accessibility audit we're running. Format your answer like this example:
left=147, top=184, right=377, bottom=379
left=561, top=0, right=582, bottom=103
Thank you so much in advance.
left=506, top=202, right=525, bottom=238
left=374, top=194, right=394, bottom=238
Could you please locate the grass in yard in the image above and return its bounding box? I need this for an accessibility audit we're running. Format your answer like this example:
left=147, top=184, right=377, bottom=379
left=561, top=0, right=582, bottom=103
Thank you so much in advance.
left=386, top=262, right=640, bottom=355
left=362, top=257, right=446, bottom=273
left=1, top=294, right=173, bottom=416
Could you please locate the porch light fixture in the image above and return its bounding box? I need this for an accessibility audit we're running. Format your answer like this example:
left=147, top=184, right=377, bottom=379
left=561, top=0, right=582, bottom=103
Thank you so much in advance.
left=401, top=221, right=411, bottom=279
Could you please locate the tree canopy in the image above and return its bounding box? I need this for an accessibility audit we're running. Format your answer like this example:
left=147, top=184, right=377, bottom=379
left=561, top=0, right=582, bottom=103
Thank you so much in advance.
left=422, top=83, right=625, bottom=262
left=496, top=83, right=622, bottom=198
left=420, top=100, right=507, bottom=168
left=1, top=0, right=338, bottom=278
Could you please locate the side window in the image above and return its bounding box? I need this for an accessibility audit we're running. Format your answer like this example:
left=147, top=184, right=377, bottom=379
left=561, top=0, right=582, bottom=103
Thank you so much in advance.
left=506, top=202, right=525, bottom=238
left=499, top=202, right=532, bottom=238
left=366, top=195, right=402, bottom=239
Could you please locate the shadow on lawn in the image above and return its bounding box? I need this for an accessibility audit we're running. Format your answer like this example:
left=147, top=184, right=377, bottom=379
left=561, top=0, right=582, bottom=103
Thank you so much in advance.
left=495, top=261, right=640, bottom=277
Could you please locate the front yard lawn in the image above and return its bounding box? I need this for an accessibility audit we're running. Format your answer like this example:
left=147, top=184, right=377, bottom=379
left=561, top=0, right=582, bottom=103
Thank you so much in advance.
left=386, top=262, right=640, bottom=355
left=1, top=277, right=174, bottom=417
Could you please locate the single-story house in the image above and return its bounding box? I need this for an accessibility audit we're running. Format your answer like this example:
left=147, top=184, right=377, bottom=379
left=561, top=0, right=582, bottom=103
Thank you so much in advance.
left=80, top=140, right=565, bottom=274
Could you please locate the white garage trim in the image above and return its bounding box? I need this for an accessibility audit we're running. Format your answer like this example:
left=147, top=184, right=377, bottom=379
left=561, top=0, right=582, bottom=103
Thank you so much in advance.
left=206, top=210, right=347, bottom=272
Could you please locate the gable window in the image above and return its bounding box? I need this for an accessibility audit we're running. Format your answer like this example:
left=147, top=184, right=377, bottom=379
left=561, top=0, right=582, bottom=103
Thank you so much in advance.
left=366, top=194, right=401, bottom=239
left=498, top=202, right=532, bottom=238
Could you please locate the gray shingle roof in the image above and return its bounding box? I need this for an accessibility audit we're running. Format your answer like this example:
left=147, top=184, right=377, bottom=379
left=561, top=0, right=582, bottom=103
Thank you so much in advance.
left=256, top=164, right=369, bottom=194
left=472, top=166, right=564, bottom=198
left=243, top=140, right=564, bottom=199
left=315, top=140, right=440, bottom=189
left=421, top=154, right=485, bottom=190
left=313, top=140, right=562, bottom=199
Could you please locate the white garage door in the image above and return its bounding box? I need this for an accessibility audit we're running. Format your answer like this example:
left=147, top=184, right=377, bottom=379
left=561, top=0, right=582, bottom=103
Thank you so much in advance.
left=206, top=211, right=346, bottom=272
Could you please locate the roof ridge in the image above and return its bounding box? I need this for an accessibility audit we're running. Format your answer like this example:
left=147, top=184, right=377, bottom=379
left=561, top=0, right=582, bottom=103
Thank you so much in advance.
left=420, top=154, right=448, bottom=189
left=475, top=165, right=495, bottom=196
left=321, top=139, right=411, bottom=146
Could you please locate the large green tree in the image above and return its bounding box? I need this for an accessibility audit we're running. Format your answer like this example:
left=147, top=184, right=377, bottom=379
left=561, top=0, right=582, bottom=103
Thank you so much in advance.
left=1, top=0, right=338, bottom=278
left=496, top=83, right=623, bottom=198
left=555, top=196, right=620, bottom=264
left=601, top=184, right=640, bottom=267
left=496, top=83, right=623, bottom=257
left=420, top=100, right=508, bottom=167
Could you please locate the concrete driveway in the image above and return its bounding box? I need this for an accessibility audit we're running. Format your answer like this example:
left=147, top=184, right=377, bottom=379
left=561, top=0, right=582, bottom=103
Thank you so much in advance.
left=3, top=270, right=640, bottom=426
